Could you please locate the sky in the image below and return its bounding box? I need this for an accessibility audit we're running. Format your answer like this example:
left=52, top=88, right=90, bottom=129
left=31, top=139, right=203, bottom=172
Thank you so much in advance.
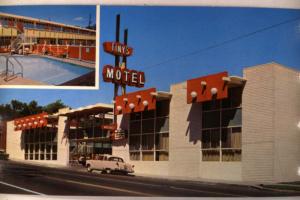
left=0, top=6, right=300, bottom=108
left=0, top=5, right=96, bottom=27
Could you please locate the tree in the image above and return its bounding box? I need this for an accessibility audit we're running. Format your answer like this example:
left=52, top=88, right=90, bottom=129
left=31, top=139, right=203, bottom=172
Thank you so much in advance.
left=0, top=99, right=68, bottom=121
left=43, top=100, right=67, bottom=114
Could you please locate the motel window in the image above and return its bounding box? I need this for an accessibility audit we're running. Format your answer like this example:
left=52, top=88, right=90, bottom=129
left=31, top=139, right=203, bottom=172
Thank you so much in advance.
left=129, top=100, right=170, bottom=161
left=201, top=87, right=242, bottom=162
left=24, top=127, right=58, bottom=161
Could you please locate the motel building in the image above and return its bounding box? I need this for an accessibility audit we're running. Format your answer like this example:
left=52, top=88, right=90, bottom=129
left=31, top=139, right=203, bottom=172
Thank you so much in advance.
left=4, top=62, right=300, bottom=183
left=0, top=12, right=96, bottom=62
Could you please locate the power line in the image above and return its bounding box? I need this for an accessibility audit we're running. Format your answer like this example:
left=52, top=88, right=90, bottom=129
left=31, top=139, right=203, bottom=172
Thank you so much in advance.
left=141, top=16, right=300, bottom=71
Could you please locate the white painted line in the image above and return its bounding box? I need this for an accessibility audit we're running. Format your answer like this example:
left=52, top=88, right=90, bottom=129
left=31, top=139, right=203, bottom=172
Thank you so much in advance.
left=0, top=181, right=46, bottom=196
left=50, top=170, right=163, bottom=187
left=45, top=176, right=154, bottom=196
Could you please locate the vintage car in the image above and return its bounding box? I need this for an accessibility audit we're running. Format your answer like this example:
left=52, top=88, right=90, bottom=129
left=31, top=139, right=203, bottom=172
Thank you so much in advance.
left=86, top=155, right=134, bottom=174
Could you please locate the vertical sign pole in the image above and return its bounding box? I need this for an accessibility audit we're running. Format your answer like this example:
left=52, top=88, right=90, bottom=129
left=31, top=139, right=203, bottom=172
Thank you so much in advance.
left=114, top=14, right=120, bottom=123
left=121, top=29, right=128, bottom=95
left=114, top=14, right=120, bottom=99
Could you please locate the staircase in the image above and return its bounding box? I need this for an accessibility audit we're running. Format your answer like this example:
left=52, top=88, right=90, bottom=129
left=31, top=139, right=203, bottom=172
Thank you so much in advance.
left=10, top=33, right=25, bottom=54
left=11, top=23, right=35, bottom=54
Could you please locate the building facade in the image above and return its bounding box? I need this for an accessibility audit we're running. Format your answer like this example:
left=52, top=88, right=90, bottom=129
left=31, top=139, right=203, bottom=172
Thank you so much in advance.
left=5, top=62, right=300, bottom=183
left=0, top=12, right=96, bottom=62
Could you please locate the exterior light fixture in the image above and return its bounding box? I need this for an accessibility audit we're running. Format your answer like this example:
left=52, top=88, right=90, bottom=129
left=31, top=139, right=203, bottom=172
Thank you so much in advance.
left=142, top=100, right=149, bottom=106
left=40, top=120, right=44, bottom=124
left=150, top=92, right=158, bottom=97
left=116, top=106, right=122, bottom=111
left=200, top=81, right=207, bottom=86
left=190, top=91, right=197, bottom=98
left=129, top=103, right=135, bottom=109
left=222, top=77, right=231, bottom=82
left=34, top=121, right=38, bottom=125
left=31, top=118, right=35, bottom=120
left=123, top=98, right=128, bottom=102
left=211, top=87, right=218, bottom=95
left=21, top=120, right=24, bottom=123
left=136, top=95, right=141, bottom=99
left=28, top=123, right=32, bottom=126
left=23, top=123, right=26, bottom=127
left=18, top=124, right=22, bottom=128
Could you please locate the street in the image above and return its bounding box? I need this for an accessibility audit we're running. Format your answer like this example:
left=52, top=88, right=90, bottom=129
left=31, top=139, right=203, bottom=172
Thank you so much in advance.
left=0, top=161, right=299, bottom=197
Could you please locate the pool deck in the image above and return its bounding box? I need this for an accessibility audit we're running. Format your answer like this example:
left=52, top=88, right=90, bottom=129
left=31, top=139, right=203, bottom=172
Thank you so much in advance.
left=37, top=54, right=95, bottom=69
left=0, top=75, right=48, bottom=86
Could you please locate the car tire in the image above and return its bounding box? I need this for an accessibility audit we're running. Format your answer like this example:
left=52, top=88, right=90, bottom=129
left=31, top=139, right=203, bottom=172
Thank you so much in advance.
left=87, top=164, right=92, bottom=172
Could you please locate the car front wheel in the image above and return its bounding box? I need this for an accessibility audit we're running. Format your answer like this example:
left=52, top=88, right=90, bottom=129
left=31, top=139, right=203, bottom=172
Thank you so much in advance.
left=87, top=164, right=92, bottom=172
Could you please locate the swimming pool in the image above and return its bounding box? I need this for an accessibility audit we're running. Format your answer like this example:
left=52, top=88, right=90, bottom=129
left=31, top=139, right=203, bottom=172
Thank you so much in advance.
left=0, top=55, right=93, bottom=85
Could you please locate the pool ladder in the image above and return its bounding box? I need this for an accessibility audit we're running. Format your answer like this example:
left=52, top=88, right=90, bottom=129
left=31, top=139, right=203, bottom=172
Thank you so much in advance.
left=0, top=55, right=24, bottom=82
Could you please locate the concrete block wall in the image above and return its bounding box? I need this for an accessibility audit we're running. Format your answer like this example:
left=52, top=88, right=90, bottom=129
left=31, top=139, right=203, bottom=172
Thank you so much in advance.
left=56, top=116, right=69, bottom=166
left=169, top=82, right=201, bottom=178
left=242, top=63, right=276, bottom=182
left=6, top=121, right=25, bottom=161
left=273, top=64, right=300, bottom=182
left=242, top=62, right=300, bottom=182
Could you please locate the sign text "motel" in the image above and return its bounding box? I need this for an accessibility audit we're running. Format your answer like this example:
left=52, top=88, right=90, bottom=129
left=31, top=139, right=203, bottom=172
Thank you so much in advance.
left=102, top=65, right=145, bottom=88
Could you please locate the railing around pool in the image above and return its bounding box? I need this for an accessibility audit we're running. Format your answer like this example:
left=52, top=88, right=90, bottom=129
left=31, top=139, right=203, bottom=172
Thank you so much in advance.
left=0, top=55, right=24, bottom=82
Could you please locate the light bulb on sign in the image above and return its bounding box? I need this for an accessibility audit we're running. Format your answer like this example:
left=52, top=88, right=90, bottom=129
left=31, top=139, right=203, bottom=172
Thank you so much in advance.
left=211, top=87, right=218, bottom=95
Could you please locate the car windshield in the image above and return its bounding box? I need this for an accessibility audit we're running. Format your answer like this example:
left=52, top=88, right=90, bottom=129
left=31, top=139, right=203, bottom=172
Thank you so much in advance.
left=108, top=157, right=124, bottom=162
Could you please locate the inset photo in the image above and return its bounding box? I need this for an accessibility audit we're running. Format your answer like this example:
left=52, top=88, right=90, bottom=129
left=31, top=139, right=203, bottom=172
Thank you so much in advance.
left=0, top=5, right=96, bottom=87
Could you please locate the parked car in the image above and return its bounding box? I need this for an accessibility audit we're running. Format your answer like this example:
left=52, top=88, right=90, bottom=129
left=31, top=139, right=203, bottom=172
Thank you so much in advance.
left=86, top=155, right=134, bottom=174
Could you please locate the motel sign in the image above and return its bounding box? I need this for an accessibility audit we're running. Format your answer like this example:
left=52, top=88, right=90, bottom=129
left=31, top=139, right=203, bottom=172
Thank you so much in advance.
left=103, top=42, right=133, bottom=57
left=103, top=65, right=145, bottom=87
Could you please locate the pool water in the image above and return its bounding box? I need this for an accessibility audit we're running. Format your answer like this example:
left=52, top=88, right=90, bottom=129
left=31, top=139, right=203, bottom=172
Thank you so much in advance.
left=0, top=55, right=93, bottom=85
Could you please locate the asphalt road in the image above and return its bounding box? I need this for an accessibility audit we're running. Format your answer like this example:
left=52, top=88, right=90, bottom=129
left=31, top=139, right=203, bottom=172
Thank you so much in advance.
left=0, top=160, right=300, bottom=197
